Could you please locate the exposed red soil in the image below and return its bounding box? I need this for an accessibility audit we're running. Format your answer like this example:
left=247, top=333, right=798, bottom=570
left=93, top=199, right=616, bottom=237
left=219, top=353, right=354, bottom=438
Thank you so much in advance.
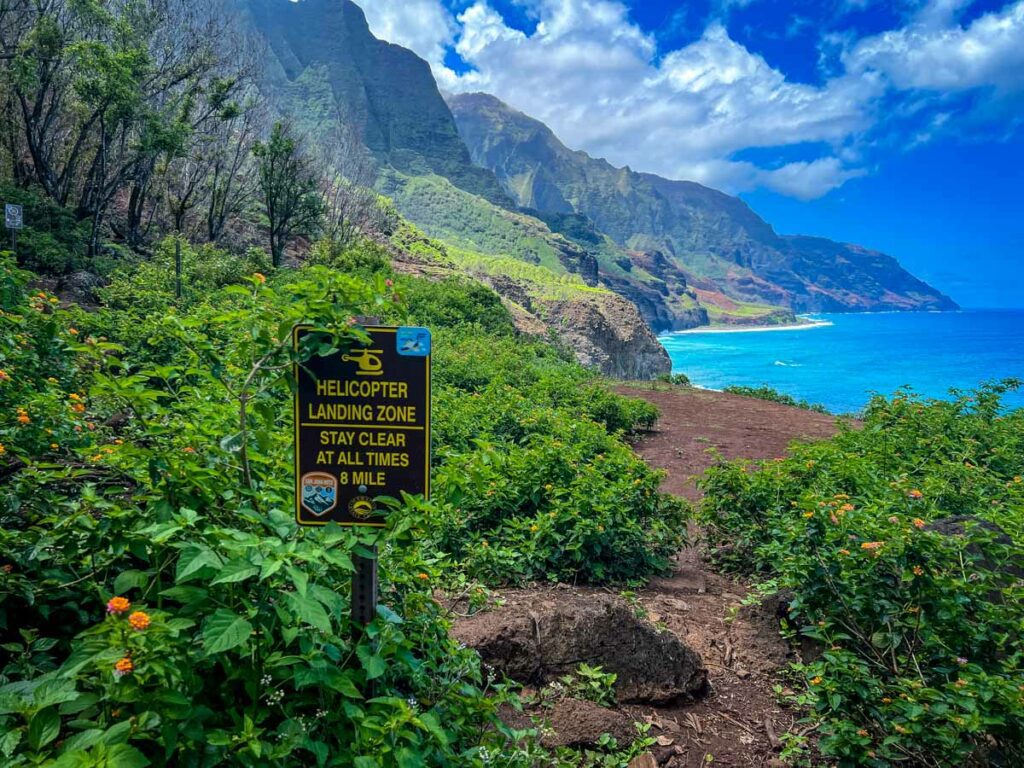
left=613, top=383, right=844, bottom=501
left=618, top=385, right=847, bottom=766
left=462, top=385, right=848, bottom=765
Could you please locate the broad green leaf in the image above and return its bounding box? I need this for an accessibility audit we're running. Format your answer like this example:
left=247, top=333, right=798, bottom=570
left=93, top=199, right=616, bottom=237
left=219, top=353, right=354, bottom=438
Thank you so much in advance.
left=418, top=711, right=449, bottom=747
left=259, top=559, right=284, bottom=581
left=34, top=679, right=80, bottom=710
left=308, top=740, right=328, bottom=767
left=323, top=669, right=362, bottom=699
left=28, top=706, right=60, bottom=750
left=59, top=728, right=104, bottom=753
left=163, top=618, right=196, bottom=632
left=286, top=566, right=308, bottom=598
left=376, top=605, right=403, bottom=625
left=135, top=523, right=183, bottom=544
left=59, top=692, right=98, bottom=715
left=285, top=592, right=331, bottom=634
left=175, top=547, right=223, bottom=583
left=219, top=432, right=244, bottom=452
left=0, top=729, right=21, bottom=758
left=113, top=570, right=151, bottom=595
left=202, top=610, right=253, bottom=654
left=101, top=719, right=132, bottom=744
left=102, top=743, right=150, bottom=767
left=210, top=560, right=259, bottom=585
left=159, top=586, right=209, bottom=605
left=396, top=748, right=425, bottom=768
left=356, top=646, right=387, bottom=680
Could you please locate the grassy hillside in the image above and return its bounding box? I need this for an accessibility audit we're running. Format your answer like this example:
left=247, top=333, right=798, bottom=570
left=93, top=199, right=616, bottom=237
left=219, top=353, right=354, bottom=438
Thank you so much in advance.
left=0, top=239, right=683, bottom=765
left=700, top=384, right=1024, bottom=764
left=380, top=172, right=588, bottom=277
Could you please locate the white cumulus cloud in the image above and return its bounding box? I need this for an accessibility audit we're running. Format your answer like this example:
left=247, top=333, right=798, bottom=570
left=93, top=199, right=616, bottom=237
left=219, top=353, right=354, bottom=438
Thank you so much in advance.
left=845, top=0, right=1024, bottom=92
left=360, top=0, right=456, bottom=71
left=440, top=4, right=874, bottom=198
left=356, top=0, right=1024, bottom=200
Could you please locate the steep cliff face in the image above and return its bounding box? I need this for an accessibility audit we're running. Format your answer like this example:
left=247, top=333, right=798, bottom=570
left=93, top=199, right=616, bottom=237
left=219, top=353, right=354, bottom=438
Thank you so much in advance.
left=449, top=92, right=958, bottom=319
left=543, top=294, right=672, bottom=379
left=245, top=0, right=510, bottom=206
left=244, top=0, right=669, bottom=377
left=388, top=230, right=671, bottom=379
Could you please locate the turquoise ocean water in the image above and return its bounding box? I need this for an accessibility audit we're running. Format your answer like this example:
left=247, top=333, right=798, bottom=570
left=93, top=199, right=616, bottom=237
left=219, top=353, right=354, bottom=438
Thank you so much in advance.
left=659, top=310, right=1024, bottom=414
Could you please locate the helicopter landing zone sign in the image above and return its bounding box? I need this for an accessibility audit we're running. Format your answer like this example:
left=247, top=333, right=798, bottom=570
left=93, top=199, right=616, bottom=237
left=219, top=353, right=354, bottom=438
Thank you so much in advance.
left=293, top=325, right=431, bottom=526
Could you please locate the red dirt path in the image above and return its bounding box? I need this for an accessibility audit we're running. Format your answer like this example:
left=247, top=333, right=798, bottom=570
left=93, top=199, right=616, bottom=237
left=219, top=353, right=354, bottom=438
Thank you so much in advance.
left=614, top=383, right=841, bottom=500
left=613, top=385, right=846, bottom=767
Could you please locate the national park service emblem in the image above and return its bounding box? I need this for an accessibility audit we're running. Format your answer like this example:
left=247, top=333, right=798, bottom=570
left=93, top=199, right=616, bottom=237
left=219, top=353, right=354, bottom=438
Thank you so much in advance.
left=300, top=472, right=338, bottom=517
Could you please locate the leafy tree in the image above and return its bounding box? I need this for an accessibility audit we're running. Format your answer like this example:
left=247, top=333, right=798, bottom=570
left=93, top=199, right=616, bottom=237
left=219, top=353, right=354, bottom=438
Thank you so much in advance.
left=203, top=93, right=261, bottom=243
left=253, top=121, right=323, bottom=266
left=1, top=0, right=248, bottom=253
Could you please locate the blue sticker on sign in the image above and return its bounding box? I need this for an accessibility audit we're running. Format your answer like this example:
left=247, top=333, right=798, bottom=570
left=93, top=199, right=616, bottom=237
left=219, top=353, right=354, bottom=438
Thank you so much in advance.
left=396, top=327, right=431, bottom=356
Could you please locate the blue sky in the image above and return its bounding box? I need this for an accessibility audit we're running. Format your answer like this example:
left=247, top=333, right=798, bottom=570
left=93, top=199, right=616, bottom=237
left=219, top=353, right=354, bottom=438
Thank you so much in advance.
left=359, top=0, right=1024, bottom=308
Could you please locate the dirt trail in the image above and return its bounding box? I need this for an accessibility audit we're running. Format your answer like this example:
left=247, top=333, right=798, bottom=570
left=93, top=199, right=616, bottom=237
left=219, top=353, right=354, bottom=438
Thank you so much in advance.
left=613, top=384, right=840, bottom=501
left=613, top=384, right=844, bottom=767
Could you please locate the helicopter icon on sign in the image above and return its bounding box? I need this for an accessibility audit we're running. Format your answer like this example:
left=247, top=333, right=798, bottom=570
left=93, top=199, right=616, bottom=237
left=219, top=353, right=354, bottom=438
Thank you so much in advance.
left=342, top=348, right=384, bottom=376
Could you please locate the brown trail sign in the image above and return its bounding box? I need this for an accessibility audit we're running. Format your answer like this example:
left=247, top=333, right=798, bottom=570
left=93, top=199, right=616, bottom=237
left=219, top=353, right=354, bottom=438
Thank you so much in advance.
left=293, top=324, right=431, bottom=527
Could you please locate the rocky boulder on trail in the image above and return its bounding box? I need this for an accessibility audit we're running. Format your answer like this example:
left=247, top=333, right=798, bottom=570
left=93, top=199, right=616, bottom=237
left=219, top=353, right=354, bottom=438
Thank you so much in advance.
left=452, top=590, right=707, bottom=705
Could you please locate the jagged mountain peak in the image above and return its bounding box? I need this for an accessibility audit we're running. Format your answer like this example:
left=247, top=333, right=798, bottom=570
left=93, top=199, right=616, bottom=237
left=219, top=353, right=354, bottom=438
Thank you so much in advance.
left=246, top=0, right=512, bottom=207
left=448, top=91, right=957, bottom=326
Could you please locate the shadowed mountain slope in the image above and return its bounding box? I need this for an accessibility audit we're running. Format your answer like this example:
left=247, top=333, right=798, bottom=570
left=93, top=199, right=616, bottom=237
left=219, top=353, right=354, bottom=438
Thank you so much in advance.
left=448, top=92, right=958, bottom=324
left=245, top=0, right=510, bottom=207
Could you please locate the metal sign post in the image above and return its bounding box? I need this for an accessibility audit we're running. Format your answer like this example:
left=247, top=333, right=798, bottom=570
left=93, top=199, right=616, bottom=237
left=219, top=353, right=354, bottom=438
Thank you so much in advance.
left=5, top=203, right=23, bottom=254
left=292, top=322, right=431, bottom=635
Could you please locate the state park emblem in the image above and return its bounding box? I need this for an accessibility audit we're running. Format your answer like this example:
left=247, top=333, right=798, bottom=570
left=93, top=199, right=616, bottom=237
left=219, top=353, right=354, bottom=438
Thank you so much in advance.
left=300, top=472, right=338, bottom=517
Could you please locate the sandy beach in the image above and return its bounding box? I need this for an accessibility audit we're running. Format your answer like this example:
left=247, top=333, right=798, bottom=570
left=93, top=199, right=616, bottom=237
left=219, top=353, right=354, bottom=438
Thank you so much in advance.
left=662, top=318, right=832, bottom=335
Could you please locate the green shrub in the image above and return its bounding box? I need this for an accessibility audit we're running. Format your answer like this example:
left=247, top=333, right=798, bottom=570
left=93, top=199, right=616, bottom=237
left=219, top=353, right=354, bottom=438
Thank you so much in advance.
left=699, top=383, right=1024, bottom=766
left=1, top=247, right=689, bottom=765
left=429, top=417, right=686, bottom=584
left=398, top=277, right=515, bottom=337
left=99, top=237, right=271, bottom=314
left=0, top=184, right=91, bottom=274
left=305, top=238, right=392, bottom=275
left=655, top=372, right=691, bottom=387
left=723, top=384, right=829, bottom=413
left=2, top=258, right=524, bottom=765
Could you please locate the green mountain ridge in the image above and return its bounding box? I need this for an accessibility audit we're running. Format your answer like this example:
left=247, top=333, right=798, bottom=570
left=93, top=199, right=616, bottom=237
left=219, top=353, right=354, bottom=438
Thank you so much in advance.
left=243, top=0, right=955, bottom=338
left=448, top=92, right=959, bottom=328
left=240, top=0, right=673, bottom=374
left=245, top=0, right=510, bottom=207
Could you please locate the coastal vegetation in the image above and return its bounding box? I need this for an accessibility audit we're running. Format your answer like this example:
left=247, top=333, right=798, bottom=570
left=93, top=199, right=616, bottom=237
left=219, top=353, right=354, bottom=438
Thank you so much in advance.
left=1, top=0, right=1020, bottom=764
left=0, top=243, right=676, bottom=765
left=701, top=382, right=1024, bottom=765
left=723, top=385, right=830, bottom=414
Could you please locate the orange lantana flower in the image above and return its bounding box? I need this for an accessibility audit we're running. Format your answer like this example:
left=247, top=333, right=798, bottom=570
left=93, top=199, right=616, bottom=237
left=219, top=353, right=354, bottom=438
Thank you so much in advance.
left=128, top=611, right=151, bottom=631
left=107, top=596, right=131, bottom=615
left=114, top=657, right=134, bottom=676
